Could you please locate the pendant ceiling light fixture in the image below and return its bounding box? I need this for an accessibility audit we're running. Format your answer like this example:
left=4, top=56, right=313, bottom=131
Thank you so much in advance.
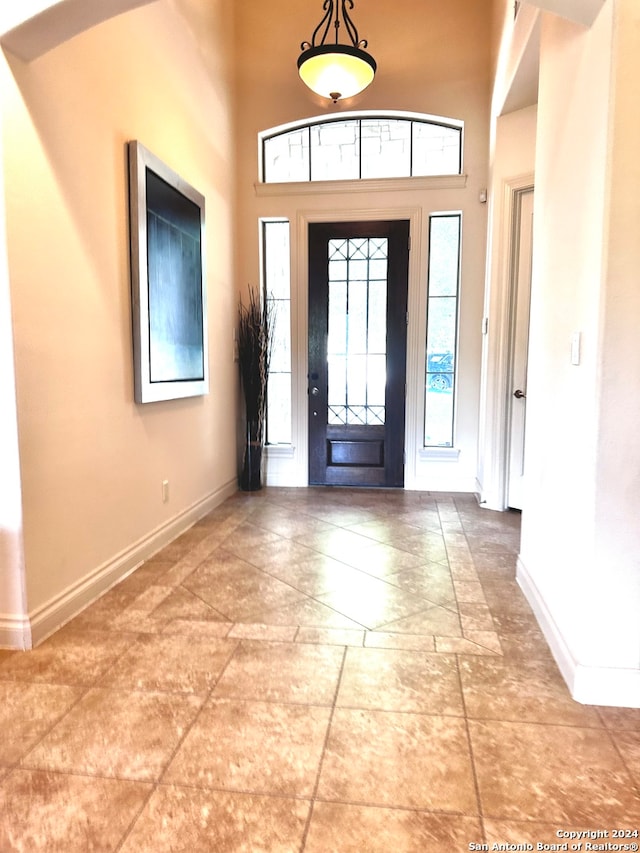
left=298, top=0, right=376, bottom=103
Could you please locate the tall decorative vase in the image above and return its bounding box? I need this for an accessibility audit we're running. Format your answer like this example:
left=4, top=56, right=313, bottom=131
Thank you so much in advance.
left=241, top=420, right=263, bottom=491
left=238, top=284, right=272, bottom=492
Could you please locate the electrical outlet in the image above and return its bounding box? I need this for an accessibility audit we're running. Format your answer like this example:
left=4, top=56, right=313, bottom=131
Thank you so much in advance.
left=162, top=480, right=169, bottom=503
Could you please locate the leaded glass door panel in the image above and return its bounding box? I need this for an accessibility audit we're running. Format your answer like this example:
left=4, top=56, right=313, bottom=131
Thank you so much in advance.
left=308, top=221, right=409, bottom=486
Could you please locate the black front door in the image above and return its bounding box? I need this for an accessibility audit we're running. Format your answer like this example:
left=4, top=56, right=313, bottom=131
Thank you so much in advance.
left=308, top=220, right=410, bottom=487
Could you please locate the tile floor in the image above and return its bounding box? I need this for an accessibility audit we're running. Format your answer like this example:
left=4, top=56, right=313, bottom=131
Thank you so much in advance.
left=0, top=488, right=639, bottom=851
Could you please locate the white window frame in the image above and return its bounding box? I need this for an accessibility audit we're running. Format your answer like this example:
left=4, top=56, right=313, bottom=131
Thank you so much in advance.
left=259, top=110, right=464, bottom=185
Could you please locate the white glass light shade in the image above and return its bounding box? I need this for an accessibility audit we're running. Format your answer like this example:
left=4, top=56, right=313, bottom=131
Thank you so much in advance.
left=298, top=44, right=376, bottom=101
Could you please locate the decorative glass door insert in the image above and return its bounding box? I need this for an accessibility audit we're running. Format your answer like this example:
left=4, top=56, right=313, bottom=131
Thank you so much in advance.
left=327, top=236, right=388, bottom=428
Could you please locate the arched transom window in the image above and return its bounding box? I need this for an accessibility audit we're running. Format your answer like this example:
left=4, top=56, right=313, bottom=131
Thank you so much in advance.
left=260, top=112, right=463, bottom=183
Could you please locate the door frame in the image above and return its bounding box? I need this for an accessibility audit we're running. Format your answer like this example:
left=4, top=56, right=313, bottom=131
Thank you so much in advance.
left=478, top=173, right=534, bottom=510
left=505, top=187, right=534, bottom=509
left=294, top=206, right=424, bottom=487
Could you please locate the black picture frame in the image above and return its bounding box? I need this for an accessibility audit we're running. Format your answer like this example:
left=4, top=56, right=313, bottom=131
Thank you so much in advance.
left=128, top=140, right=208, bottom=403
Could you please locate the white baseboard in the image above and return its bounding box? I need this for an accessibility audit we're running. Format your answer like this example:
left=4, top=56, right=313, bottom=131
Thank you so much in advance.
left=517, top=556, right=640, bottom=709
left=20, top=479, right=237, bottom=649
left=0, top=614, right=32, bottom=650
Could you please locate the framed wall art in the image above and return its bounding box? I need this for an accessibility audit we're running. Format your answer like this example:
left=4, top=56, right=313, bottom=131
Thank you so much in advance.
left=128, top=140, right=208, bottom=403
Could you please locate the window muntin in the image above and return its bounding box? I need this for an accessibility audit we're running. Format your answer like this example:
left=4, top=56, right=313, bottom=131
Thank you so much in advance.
left=262, top=220, right=292, bottom=445
left=310, top=120, right=360, bottom=181
left=262, top=113, right=462, bottom=183
left=424, top=214, right=461, bottom=447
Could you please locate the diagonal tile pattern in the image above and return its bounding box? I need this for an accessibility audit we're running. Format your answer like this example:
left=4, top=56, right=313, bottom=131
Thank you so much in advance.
left=0, top=488, right=638, bottom=851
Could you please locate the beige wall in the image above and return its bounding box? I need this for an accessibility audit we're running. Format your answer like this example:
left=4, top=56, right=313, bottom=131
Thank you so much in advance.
left=234, top=0, right=492, bottom=491
left=0, top=102, right=28, bottom=643
left=517, top=0, right=640, bottom=704
left=1, top=0, right=237, bottom=641
left=591, top=0, right=640, bottom=672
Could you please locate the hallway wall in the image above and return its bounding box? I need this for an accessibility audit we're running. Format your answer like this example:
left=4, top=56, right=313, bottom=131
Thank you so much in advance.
left=518, top=0, right=640, bottom=706
left=0, top=0, right=238, bottom=644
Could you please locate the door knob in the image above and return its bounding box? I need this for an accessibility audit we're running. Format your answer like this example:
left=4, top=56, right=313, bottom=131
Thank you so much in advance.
left=513, top=389, right=526, bottom=399
left=310, top=386, right=320, bottom=396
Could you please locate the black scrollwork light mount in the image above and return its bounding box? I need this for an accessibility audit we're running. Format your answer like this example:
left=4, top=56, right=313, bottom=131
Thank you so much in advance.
left=297, top=1, right=377, bottom=103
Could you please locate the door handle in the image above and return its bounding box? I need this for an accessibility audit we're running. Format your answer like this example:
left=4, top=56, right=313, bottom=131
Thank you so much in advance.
left=310, top=386, right=320, bottom=396
left=513, top=389, right=526, bottom=399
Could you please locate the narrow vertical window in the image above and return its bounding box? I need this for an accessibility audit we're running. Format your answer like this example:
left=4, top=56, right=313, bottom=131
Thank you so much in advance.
left=424, top=214, right=461, bottom=447
left=262, top=220, right=292, bottom=444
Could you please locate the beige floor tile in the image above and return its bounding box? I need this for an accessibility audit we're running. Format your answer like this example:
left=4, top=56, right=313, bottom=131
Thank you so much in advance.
left=12, top=489, right=637, bottom=850
left=263, top=553, right=377, bottom=596
left=296, top=627, right=366, bottom=646
left=22, top=688, right=203, bottom=781
left=393, top=533, right=449, bottom=563
left=143, top=586, right=229, bottom=624
left=154, top=557, right=202, bottom=586
left=297, top=527, right=382, bottom=563
left=458, top=601, right=495, bottom=632
left=490, top=608, right=543, bottom=634
left=448, top=562, right=480, bottom=581
left=99, top=633, right=238, bottom=693
left=247, top=596, right=366, bottom=629
left=230, top=537, right=318, bottom=570
left=379, top=604, right=462, bottom=636
left=337, top=647, right=464, bottom=715
left=164, top=697, right=330, bottom=796
left=473, top=552, right=518, bottom=576
left=316, top=574, right=432, bottom=630
left=344, top=518, right=424, bottom=543
left=214, top=640, right=344, bottom=704
left=305, top=802, right=482, bottom=853
left=364, top=631, right=435, bottom=651
left=337, top=541, right=430, bottom=577
left=161, top=619, right=232, bottom=638
left=597, top=705, right=640, bottom=730
left=460, top=656, right=602, bottom=726
left=63, top=588, right=137, bottom=630
left=119, top=786, right=310, bottom=853
left=295, top=506, right=376, bottom=528
left=386, top=562, right=457, bottom=607
left=0, top=629, right=137, bottom=686
left=117, top=584, right=174, bottom=614
left=611, top=728, right=640, bottom=785
left=182, top=551, right=306, bottom=621
left=436, top=635, right=501, bottom=655
left=470, top=719, right=640, bottom=822
left=0, top=769, right=151, bottom=853
left=0, top=682, right=83, bottom=764
left=161, top=526, right=215, bottom=559
left=318, top=708, right=477, bottom=812
left=496, top=630, right=555, bottom=660
left=247, top=506, right=335, bottom=538
left=452, top=580, right=487, bottom=604
left=219, top=525, right=285, bottom=563
left=227, top=623, right=297, bottom=641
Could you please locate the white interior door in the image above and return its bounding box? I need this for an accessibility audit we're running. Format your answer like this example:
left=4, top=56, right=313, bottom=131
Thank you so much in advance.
left=507, top=188, right=534, bottom=510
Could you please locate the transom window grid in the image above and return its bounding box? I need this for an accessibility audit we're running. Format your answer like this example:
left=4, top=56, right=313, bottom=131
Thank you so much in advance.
left=424, top=214, right=461, bottom=448
left=327, top=237, right=388, bottom=426
left=262, top=115, right=462, bottom=184
left=262, top=220, right=292, bottom=445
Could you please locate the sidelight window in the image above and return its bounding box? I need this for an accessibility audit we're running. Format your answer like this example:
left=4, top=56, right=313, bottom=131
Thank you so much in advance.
left=262, top=220, right=292, bottom=445
left=424, top=213, right=461, bottom=447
